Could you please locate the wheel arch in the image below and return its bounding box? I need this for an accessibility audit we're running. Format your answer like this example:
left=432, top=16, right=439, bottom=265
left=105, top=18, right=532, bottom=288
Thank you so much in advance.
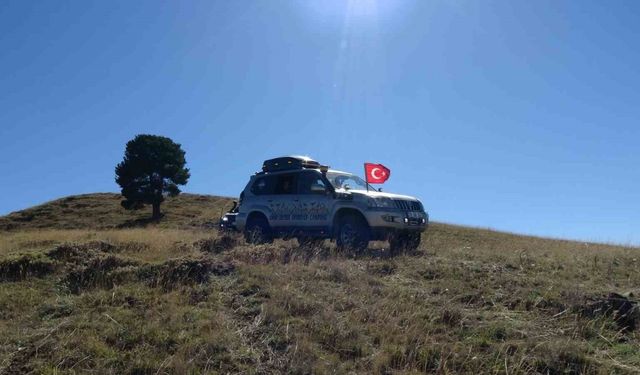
left=243, top=210, right=274, bottom=244
left=246, top=210, right=269, bottom=225
left=332, top=208, right=369, bottom=237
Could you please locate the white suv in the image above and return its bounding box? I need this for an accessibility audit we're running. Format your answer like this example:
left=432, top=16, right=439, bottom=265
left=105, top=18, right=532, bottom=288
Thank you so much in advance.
left=235, top=156, right=428, bottom=253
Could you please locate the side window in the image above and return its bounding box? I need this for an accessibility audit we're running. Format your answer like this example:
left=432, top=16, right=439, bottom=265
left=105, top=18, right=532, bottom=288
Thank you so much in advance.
left=250, top=176, right=275, bottom=195
left=297, top=171, right=327, bottom=195
left=274, top=174, right=297, bottom=195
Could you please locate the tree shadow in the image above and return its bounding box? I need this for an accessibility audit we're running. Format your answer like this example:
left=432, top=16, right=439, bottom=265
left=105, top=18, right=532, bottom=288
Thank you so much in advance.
left=116, top=214, right=164, bottom=229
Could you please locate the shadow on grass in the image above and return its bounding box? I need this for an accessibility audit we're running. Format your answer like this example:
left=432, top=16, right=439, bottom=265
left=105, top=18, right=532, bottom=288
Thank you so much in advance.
left=116, top=214, right=164, bottom=229
left=355, top=246, right=425, bottom=260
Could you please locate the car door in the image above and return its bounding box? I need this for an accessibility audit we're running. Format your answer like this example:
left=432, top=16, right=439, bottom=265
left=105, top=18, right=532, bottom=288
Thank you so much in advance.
left=295, top=170, right=332, bottom=231
left=269, top=173, right=298, bottom=229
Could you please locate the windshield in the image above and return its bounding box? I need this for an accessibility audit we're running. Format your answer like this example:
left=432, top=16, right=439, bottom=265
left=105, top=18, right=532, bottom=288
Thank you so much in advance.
left=326, top=171, right=372, bottom=191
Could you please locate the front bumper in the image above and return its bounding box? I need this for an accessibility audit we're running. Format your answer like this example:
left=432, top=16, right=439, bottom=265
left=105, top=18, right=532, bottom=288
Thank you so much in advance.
left=364, top=209, right=428, bottom=239
left=219, top=213, right=239, bottom=231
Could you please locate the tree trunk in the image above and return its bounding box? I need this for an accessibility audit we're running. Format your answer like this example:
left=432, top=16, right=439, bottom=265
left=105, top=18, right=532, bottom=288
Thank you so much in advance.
left=152, top=201, right=161, bottom=220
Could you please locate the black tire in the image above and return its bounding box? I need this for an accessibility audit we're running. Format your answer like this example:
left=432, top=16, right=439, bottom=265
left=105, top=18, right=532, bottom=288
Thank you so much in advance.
left=336, top=214, right=370, bottom=254
left=389, top=231, right=421, bottom=255
left=406, top=232, right=421, bottom=251
left=244, top=215, right=273, bottom=244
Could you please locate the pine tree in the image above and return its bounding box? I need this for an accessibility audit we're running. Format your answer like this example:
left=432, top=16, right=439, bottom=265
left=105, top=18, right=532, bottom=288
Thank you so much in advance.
left=115, top=134, right=190, bottom=219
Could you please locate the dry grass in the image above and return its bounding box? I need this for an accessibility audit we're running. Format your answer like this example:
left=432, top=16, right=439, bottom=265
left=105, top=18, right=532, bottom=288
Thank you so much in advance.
left=0, top=193, right=232, bottom=231
left=0, top=194, right=639, bottom=374
left=0, top=228, right=218, bottom=263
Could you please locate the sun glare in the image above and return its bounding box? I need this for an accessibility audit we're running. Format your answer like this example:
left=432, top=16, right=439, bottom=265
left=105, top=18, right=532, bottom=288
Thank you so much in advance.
left=297, top=0, right=412, bottom=132
left=301, top=0, right=407, bottom=26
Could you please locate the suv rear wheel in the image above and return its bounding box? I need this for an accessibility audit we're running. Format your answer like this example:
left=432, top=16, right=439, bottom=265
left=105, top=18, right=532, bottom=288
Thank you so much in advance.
left=244, top=215, right=273, bottom=244
left=336, top=214, right=370, bottom=254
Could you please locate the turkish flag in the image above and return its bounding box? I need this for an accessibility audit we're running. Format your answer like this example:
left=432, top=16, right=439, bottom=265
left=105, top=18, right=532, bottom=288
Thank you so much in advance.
left=365, top=163, right=391, bottom=184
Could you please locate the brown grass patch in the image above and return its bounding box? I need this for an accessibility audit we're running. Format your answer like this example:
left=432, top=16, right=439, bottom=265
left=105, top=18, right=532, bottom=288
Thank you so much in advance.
left=1, top=195, right=640, bottom=373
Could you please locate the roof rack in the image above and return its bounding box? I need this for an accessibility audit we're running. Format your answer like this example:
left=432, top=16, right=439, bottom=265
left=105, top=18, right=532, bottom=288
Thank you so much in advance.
left=262, top=156, right=321, bottom=173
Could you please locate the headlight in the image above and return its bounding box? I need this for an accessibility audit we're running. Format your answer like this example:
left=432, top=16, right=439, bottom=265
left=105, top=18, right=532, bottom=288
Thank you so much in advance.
left=367, top=197, right=395, bottom=208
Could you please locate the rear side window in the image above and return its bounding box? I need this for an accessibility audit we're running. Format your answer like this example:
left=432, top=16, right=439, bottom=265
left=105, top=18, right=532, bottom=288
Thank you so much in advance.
left=250, top=176, right=276, bottom=195
left=274, top=174, right=297, bottom=195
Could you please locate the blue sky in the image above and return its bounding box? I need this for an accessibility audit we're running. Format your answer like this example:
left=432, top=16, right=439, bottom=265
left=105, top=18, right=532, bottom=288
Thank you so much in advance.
left=1, top=0, right=639, bottom=244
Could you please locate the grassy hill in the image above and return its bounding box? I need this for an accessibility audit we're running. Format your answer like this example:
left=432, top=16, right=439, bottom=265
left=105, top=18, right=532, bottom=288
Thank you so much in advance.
left=0, top=193, right=233, bottom=231
left=1, top=193, right=639, bottom=374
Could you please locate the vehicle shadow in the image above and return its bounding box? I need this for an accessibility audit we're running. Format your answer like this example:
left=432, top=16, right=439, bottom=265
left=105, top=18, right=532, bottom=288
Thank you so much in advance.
left=284, top=240, right=422, bottom=263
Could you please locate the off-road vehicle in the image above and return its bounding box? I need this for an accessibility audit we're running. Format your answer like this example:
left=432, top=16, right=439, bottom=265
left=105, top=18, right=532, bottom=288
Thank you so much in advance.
left=233, top=156, right=429, bottom=253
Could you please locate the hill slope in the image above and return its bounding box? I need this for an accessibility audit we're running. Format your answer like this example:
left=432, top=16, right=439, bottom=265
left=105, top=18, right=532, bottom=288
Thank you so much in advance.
left=0, top=193, right=233, bottom=230
left=1, top=194, right=639, bottom=374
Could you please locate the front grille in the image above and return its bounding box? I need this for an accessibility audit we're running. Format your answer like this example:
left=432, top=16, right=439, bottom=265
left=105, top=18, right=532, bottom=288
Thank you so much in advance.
left=393, top=199, right=422, bottom=211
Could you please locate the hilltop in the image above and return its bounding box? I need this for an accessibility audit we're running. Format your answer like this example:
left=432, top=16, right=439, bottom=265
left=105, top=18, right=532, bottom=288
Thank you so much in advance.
left=0, top=193, right=233, bottom=231
left=1, top=194, right=639, bottom=374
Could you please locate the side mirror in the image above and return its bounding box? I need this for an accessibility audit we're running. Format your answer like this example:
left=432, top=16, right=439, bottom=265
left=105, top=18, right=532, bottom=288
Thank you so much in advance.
left=378, top=188, right=383, bottom=192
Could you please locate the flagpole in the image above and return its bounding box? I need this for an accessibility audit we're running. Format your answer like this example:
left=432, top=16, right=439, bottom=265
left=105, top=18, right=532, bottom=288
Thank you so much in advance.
left=364, top=163, right=369, bottom=192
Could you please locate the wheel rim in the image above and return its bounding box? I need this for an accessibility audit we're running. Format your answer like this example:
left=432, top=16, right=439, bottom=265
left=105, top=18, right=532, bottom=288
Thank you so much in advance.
left=340, top=223, right=357, bottom=246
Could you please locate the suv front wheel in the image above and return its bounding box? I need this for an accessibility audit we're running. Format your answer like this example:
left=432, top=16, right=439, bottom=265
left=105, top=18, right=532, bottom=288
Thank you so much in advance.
left=336, top=214, right=370, bottom=254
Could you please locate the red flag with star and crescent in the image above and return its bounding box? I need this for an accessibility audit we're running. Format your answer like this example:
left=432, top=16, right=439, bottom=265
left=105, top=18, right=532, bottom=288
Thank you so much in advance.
left=364, top=163, right=391, bottom=184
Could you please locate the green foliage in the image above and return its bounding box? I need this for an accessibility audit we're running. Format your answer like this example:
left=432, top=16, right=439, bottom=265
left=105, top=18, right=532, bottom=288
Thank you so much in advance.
left=115, top=134, right=190, bottom=218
